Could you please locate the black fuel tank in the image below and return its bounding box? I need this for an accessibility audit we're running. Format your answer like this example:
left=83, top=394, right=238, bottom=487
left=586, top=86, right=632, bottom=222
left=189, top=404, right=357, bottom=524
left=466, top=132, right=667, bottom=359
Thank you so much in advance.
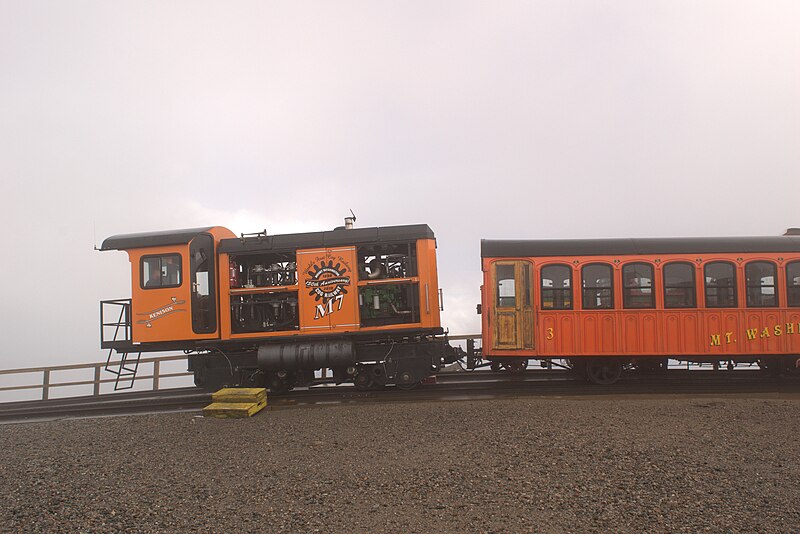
left=257, top=340, right=355, bottom=370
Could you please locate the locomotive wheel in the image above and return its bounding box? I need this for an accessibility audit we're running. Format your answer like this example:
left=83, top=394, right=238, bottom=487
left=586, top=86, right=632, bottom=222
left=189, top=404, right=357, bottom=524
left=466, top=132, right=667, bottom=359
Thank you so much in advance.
left=585, top=358, right=622, bottom=385
left=267, top=374, right=293, bottom=395
left=354, top=372, right=374, bottom=391
left=506, top=360, right=528, bottom=374
left=395, top=371, right=420, bottom=390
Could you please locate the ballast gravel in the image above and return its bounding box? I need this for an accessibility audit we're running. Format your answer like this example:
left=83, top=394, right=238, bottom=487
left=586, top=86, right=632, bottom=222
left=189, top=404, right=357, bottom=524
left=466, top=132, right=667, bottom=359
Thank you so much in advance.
left=1, top=396, right=799, bottom=533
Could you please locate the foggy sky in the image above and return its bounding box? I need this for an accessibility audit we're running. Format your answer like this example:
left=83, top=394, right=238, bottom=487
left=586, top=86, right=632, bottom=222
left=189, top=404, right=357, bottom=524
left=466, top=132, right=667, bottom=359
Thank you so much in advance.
left=1, top=1, right=799, bottom=368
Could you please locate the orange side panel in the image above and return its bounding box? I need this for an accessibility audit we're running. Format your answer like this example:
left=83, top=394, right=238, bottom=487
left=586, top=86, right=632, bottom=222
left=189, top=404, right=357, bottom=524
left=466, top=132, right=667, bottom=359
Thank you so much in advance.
left=297, top=247, right=359, bottom=333
left=539, top=313, right=577, bottom=356
left=682, top=313, right=702, bottom=354
left=704, top=311, right=739, bottom=356
left=786, top=311, right=800, bottom=353
left=557, top=314, right=577, bottom=355
left=129, top=245, right=195, bottom=344
left=579, top=314, right=617, bottom=354
left=746, top=310, right=782, bottom=354
left=416, top=239, right=441, bottom=329
left=621, top=312, right=658, bottom=353
left=326, top=247, right=359, bottom=330
left=128, top=226, right=235, bottom=344
left=219, top=252, right=232, bottom=340
left=662, top=312, right=702, bottom=354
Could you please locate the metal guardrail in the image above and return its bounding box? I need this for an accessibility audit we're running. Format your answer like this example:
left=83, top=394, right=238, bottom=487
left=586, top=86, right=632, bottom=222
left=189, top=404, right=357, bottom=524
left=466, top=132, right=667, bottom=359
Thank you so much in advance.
left=0, top=334, right=483, bottom=402
left=0, top=354, right=192, bottom=401
left=448, top=333, right=481, bottom=341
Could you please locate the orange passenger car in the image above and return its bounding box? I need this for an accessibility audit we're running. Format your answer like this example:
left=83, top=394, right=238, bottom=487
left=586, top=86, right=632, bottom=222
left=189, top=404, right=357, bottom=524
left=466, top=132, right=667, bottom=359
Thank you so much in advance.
left=100, top=223, right=452, bottom=392
left=480, top=232, right=800, bottom=384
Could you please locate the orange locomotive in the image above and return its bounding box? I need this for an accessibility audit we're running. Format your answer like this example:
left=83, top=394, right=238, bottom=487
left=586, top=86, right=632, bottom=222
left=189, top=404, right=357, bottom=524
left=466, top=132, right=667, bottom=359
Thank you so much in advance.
left=100, top=221, right=456, bottom=392
left=478, top=232, right=800, bottom=383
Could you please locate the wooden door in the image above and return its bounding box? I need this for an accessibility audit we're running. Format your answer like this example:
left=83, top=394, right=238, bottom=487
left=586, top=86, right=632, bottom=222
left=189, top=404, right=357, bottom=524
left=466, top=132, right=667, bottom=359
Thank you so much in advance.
left=492, top=261, right=534, bottom=350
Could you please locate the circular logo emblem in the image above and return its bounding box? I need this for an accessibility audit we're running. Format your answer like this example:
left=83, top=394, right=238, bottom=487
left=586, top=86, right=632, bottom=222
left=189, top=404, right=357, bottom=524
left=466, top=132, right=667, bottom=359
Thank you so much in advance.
left=305, top=260, right=351, bottom=301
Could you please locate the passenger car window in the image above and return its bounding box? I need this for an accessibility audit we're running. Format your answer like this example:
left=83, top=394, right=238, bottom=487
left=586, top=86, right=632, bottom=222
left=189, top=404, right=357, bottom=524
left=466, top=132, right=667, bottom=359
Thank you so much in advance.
left=541, top=264, right=572, bottom=309
left=745, top=261, right=777, bottom=307
left=663, top=262, right=696, bottom=308
left=787, top=261, right=800, bottom=307
left=704, top=261, right=737, bottom=308
left=622, top=263, right=654, bottom=309
left=141, top=254, right=182, bottom=289
left=496, top=264, right=516, bottom=307
left=582, top=263, right=613, bottom=309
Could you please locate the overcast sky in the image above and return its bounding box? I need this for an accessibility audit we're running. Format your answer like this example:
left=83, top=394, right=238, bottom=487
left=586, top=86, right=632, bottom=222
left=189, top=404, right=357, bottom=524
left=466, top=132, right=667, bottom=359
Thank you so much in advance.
left=1, top=1, right=799, bottom=370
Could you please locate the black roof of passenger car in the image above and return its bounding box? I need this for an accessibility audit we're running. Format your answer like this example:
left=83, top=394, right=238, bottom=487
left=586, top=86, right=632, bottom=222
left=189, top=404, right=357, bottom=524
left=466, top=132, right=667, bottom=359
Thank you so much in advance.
left=481, top=235, right=800, bottom=258
left=218, top=224, right=435, bottom=254
left=100, top=227, right=215, bottom=251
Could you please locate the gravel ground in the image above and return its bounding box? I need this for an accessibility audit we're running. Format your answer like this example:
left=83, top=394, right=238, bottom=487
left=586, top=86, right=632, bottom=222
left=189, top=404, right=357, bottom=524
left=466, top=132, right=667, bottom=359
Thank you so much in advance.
left=1, top=396, right=799, bottom=533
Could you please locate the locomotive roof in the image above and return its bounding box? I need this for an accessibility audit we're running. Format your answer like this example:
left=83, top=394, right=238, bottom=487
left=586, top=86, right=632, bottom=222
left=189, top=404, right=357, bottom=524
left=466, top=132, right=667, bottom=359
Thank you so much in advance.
left=100, top=227, right=215, bottom=251
left=481, top=235, right=800, bottom=258
left=218, top=224, right=435, bottom=254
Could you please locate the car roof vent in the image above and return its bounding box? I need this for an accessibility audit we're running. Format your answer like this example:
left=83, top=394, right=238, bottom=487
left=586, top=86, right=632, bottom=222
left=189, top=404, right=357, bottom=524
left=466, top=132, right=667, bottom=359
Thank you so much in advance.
left=784, top=228, right=800, bottom=236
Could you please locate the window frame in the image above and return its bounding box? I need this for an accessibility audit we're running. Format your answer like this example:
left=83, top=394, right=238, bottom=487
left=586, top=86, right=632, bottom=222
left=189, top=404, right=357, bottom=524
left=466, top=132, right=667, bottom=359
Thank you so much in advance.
left=744, top=260, right=778, bottom=308
left=540, top=263, right=573, bottom=310
left=494, top=262, right=517, bottom=308
left=703, top=260, right=738, bottom=308
left=581, top=262, right=614, bottom=310
left=662, top=261, right=697, bottom=309
left=787, top=260, right=800, bottom=308
left=140, top=253, right=183, bottom=290
left=621, top=262, right=655, bottom=309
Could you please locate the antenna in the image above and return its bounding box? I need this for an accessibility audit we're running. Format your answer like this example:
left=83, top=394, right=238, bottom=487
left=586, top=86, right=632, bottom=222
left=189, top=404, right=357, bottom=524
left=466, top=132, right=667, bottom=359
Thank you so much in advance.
left=349, top=209, right=357, bottom=222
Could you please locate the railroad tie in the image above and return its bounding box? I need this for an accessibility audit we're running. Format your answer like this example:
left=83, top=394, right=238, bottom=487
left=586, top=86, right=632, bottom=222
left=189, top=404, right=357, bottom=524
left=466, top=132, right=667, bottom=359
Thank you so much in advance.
left=202, top=387, right=267, bottom=418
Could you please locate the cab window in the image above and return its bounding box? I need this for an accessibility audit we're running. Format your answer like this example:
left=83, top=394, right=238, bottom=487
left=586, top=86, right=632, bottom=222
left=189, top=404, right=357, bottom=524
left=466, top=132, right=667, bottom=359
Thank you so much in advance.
left=141, top=254, right=182, bottom=289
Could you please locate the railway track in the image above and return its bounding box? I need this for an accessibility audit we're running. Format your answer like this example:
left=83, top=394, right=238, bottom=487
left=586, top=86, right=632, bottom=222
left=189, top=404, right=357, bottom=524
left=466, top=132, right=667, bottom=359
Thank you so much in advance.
left=0, top=387, right=211, bottom=423
left=1, top=371, right=798, bottom=423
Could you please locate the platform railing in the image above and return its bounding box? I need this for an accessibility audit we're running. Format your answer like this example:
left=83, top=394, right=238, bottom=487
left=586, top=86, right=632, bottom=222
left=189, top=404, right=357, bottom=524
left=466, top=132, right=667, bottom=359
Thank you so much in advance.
left=447, top=334, right=481, bottom=342
left=0, top=354, right=193, bottom=402
left=0, top=334, right=483, bottom=403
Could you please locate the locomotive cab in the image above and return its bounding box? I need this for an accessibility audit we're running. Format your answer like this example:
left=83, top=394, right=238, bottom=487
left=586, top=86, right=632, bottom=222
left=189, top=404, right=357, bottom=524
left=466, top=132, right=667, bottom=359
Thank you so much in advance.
left=100, top=226, right=236, bottom=347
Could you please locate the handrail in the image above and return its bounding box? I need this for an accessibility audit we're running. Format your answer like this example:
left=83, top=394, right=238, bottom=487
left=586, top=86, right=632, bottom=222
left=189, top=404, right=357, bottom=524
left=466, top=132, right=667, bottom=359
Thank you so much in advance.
left=0, top=334, right=483, bottom=402
left=447, top=333, right=481, bottom=341
left=0, top=354, right=188, bottom=376
left=0, top=353, right=193, bottom=401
